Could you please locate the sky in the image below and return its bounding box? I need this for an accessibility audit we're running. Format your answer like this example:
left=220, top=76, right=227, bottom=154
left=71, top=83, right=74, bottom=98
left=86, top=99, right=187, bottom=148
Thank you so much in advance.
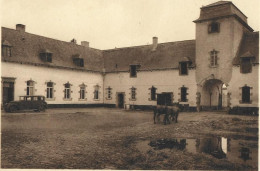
left=1, top=0, right=259, bottom=50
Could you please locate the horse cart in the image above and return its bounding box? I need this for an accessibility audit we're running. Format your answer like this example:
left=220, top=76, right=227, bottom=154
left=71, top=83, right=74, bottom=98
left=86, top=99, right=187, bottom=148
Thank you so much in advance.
left=153, top=93, right=180, bottom=124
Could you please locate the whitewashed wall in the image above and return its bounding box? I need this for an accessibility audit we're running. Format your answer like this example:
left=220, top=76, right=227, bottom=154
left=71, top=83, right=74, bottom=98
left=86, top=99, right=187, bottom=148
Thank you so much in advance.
left=228, top=65, right=259, bottom=107
left=104, top=69, right=197, bottom=107
left=2, top=62, right=104, bottom=104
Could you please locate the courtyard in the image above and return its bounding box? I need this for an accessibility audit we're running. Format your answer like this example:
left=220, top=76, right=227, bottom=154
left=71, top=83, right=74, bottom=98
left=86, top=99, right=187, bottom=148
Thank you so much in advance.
left=1, top=108, right=258, bottom=170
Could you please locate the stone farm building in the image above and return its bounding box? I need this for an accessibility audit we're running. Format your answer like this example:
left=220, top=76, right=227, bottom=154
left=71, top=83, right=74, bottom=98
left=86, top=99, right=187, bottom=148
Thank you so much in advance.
left=1, top=1, right=259, bottom=114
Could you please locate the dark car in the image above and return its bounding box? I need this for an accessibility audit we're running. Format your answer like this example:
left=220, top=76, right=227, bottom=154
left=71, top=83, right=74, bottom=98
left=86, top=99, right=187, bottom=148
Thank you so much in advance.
left=4, top=96, right=47, bottom=113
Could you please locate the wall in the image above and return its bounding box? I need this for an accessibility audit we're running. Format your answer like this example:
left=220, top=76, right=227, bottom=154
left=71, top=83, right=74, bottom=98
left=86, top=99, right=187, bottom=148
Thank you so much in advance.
left=1, top=62, right=104, bottom=105
left=195, top=17, right=244, bottom=85
left=228, top=65, right=258, bottom=107
left=104, top=69, right=197, bottom=107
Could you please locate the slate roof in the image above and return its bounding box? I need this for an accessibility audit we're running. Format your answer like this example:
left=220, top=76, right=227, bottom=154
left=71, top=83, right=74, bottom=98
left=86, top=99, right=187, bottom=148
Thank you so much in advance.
left=103, top=40, right=196, bottom=72
left=202, top=1, right=231, bottom=8
left=194, top=1, right=253, bottom=31
left=1, top=27, right=104, bottom=72
left=233, top=32, right=259, bottom=65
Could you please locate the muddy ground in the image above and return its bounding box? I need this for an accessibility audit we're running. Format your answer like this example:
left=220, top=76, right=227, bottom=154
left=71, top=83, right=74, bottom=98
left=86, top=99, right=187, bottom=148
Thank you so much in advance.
left=1, top=108, right=258, bottom=170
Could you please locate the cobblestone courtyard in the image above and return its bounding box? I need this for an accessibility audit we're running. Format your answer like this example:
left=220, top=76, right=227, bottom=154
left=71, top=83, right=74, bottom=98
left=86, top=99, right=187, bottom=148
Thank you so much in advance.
left=1, top=108, right=258, bottom=170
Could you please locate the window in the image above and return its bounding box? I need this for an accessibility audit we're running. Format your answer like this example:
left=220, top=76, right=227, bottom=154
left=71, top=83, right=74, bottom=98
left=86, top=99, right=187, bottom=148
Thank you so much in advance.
left=64, top=83, right=71, bottom=99
left=181, top=87, right=187, bottom=102
left=242, top=86, right=250, bottom=103
left=179, top=62, right=188, bottom=75
left=79, top=84, right=86, bottom=100
left=40, top=51, right=52, bottom=62
left=241, top=58, right=252, bottom=73
left=73, top=57, right=84, bottom=67
left=208, top=22, right=220, bottom=33
left=94, top=85, right=100, bottom=100
left=210, top=50, right=218, bottom=67
left=46, top=82, right=54, bottom=99
left=106, top=87, right=112, bottom=99
left=130, top=65, right=137, bottom=77
left=130, top=87, right=136, bottom=100
left=150, top=86, right=157, bottom=100
left=2, top=46, right=12, bottom=57
left=26, top=80, right=34, bottom=96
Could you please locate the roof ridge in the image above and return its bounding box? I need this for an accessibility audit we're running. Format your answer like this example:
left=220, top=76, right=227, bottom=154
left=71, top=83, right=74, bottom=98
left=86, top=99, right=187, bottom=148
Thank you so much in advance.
left=1, top=26, right=101, bottom=51
left=103, top=39, right=195, bottom=51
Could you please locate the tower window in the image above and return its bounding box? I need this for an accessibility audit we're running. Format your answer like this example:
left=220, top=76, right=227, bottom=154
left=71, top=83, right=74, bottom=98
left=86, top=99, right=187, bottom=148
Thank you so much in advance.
left=179, top=62, right=188, bottom=75
left=208, top=22, right=220, bottom=33
left=241, top=58, right=252, bottom=73
left=210, top=50, right=218, bottom=67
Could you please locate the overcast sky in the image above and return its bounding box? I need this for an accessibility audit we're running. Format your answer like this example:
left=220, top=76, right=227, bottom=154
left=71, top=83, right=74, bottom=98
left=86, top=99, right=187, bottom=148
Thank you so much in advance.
left=1, top=0, right=259, bottom=49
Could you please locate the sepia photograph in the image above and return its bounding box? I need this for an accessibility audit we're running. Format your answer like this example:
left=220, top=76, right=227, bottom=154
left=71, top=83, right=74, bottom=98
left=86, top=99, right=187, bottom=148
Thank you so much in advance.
left=1, top=0, right=259, bottom=170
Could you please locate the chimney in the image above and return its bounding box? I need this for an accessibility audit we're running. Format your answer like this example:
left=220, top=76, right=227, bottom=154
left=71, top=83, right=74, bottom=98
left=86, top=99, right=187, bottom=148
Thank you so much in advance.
left=16, top=24, right=25, bottom=32
left=81, top=41, right=89, bottom=47
left=152, top=37, right=158, bottom=51
left=71, top=38, right=77, bottom=44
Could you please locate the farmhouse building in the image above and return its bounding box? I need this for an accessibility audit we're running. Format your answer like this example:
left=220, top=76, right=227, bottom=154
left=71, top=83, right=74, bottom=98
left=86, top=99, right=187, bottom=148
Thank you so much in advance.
left=1, top=1, right=259, bottom=114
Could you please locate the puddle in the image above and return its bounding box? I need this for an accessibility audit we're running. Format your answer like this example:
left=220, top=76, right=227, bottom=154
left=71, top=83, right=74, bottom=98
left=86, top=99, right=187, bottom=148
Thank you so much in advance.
left=136, top=136, right=258, bottom=168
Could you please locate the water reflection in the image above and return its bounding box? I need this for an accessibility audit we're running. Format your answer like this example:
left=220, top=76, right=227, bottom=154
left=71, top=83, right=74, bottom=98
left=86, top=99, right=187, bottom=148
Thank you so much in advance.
left=143, top=136, right=258, bottom=168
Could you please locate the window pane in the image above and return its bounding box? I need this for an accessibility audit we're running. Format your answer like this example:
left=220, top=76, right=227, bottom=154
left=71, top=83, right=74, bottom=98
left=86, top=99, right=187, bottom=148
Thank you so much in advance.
left=94, top=90, right=99, bottom=99
left=180, top=63, right=188, bottom=75
left=29, top=87, right=33, bottom=95
left=241, top=58, right=251, bottom=73
left=65, top=83, right=70, bottom=88
left=47, top=82, right=53, bottom=87
left=130, top=65, right=137, bottom=77
left=181, top=87, right=187, bottom=102
left=47, top=88, right=49, bottom=98
left=50, top=88, right=53, bottom=98
left=242, top=86, right=250, bottom=103
left=151, top=87, right=156, bottom=100
left=27, top=81, right=33, bottom=86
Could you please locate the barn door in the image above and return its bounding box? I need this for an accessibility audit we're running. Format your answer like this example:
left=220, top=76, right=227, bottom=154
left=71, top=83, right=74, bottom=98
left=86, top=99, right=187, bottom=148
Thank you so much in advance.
left=2, top=78, right=15, bottom=105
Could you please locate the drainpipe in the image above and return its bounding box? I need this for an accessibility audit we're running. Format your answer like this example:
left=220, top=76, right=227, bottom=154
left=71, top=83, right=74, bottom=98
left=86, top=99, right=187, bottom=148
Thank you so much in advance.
left=209, top=92, right=212, bottom=108
left=102, top=68, right=106, bottom=105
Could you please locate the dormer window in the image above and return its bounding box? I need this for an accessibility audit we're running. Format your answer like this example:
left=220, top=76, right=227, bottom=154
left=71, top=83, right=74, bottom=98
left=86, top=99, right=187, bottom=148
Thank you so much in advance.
left=241, top=58, right=252, bottom=73
left=179, top=62, right=188, bottom=75
left=39, top=49, right=52, bottom=62
left=179, top=57, right=191, bottom=75
left=130, top=64, right=140, bottom=77
left=208, top=22, right=220, bottom=33
left=72, top=54, right=84, bottom=67
left=240, top=52, right=254, bottom=74
left=2, top=40, right=12, bottom=57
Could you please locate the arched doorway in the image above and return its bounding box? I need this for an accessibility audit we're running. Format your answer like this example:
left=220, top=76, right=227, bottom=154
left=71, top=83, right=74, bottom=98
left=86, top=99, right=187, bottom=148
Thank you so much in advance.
left=200, top=79, right=224, bottom=110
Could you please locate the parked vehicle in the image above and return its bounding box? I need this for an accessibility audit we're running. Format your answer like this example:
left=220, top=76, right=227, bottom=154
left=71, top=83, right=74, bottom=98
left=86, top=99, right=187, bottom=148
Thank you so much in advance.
left=4, top=96, right=47, bottom=113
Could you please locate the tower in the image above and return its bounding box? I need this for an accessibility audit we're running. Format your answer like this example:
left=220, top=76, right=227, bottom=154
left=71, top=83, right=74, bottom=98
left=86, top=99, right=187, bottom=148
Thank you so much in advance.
left=193, top=1, right=254, bottom=110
